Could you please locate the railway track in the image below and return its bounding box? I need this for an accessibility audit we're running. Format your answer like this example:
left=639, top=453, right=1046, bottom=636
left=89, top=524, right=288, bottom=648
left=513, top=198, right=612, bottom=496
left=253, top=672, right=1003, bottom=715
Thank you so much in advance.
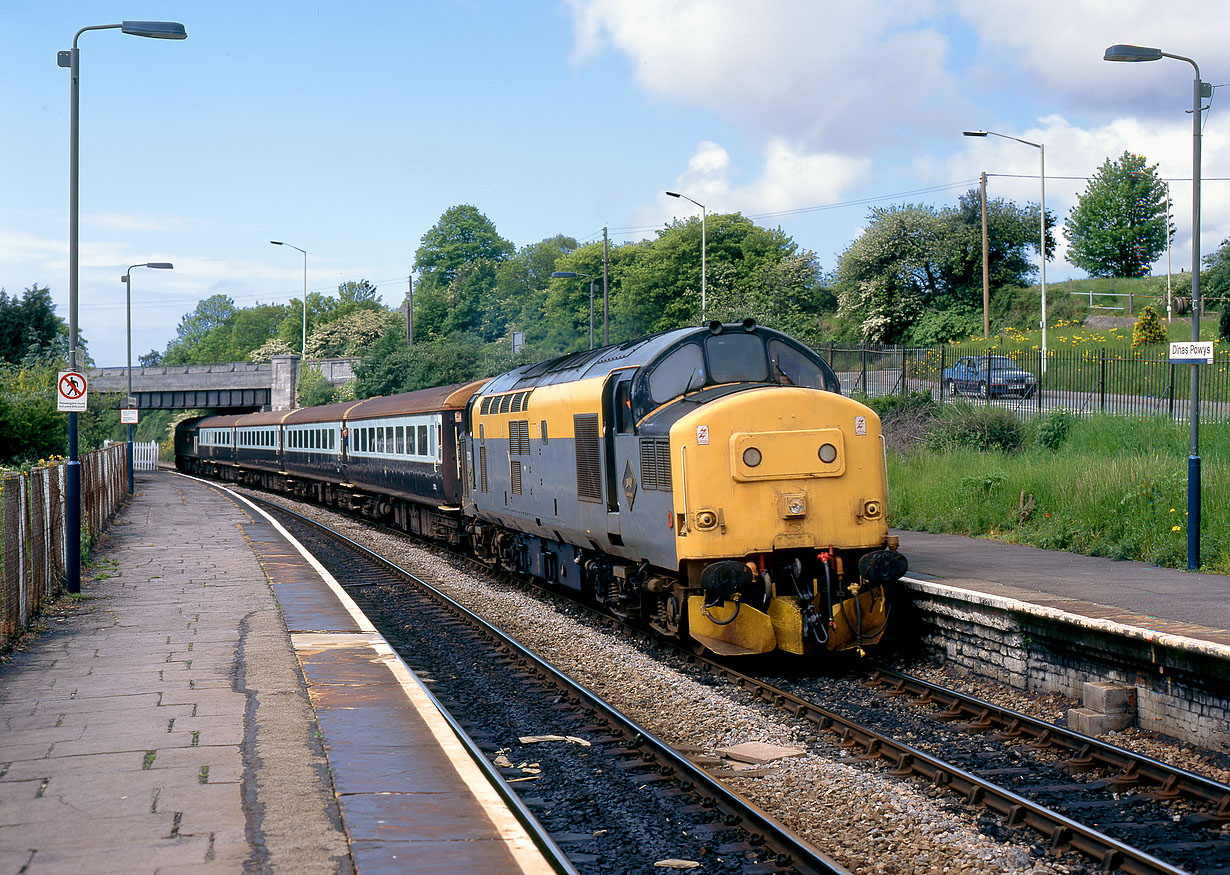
left=251, top=495, right=851, bottom=875
left=243, top=489, right=1230, bottom=874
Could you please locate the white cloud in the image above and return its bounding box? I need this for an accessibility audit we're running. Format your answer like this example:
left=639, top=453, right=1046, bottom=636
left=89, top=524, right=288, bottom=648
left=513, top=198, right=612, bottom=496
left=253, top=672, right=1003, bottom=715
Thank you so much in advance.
left=566, top=0, right=960, bottom=150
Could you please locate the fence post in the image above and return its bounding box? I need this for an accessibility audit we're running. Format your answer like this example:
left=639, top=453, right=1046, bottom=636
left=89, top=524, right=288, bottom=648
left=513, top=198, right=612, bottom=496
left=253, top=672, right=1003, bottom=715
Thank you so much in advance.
left=861, top=345, right=867, bottom=396
left=2, top=471, right=20, bottom=644
left=900, top=347, right=907, bottom=395
left=1100, top=347, right=1106, bottom=413
left=939, top=346, right=946, bottom=403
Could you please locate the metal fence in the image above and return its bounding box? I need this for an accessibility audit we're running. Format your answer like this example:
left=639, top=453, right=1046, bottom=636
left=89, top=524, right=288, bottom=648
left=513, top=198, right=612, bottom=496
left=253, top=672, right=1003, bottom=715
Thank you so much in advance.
left=1, top=444, right=127, bottom=649
left=815, top=343, right=1230, bottom=422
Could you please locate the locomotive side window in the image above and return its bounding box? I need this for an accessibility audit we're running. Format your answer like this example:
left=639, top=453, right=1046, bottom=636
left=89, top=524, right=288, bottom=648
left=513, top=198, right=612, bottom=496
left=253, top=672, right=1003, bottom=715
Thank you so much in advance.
left=705, top=333, right=768, bottom=384
left=648, top=343, right=704, bottom=404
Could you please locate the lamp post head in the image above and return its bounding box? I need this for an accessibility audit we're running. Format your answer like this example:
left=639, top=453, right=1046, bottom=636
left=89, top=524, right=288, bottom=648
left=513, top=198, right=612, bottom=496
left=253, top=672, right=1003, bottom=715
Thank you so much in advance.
left=270, top=240, right=283, bottom=246
left=120, top=21, right=187, bottom=39
left=665, top=191, right=681, bottom=198
left=962, top=130, right=988, bottom=137
left=146, top=262, right=173, bottom=269
left=551, top=271, right=578, bottom=279
left=1104, top=44, right=1163, bottom=62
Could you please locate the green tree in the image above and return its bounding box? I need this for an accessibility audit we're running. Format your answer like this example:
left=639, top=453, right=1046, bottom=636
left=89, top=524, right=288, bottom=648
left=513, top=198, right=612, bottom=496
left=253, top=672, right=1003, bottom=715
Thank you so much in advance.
left=0, top=364, right=63, bottom=463
left=1064, top=151, right=1171, bottom=278
left=164, top=294, right=237, bottom=363
left=338, top=278, right=379, bottom=306
left=1203, top=236, right=1230, bottom=307
left=0, top=285, right=68, bottom=365
left=353, top=329, right=509, bottom=398
left=296, top=363, right=337, bottom=407
left=414, top=205, right=514, bottom=289
left=305, top=309, right=396, bottom=358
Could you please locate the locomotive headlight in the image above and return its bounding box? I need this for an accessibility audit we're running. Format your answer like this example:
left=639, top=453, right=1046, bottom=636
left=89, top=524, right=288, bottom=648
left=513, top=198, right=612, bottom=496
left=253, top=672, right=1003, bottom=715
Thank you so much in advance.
left=818, top=442, right=838, bottom=464
left=788, top=497, right=805, bottom=515
left=742, top=447, right=762, bottom=467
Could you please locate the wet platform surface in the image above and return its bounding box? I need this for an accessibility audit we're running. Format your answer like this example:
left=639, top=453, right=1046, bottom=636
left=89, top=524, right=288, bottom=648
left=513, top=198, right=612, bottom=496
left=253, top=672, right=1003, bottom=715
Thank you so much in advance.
left=894, top=528, right=1230, bottom=651
left=0, top=472, right=560, bottom=875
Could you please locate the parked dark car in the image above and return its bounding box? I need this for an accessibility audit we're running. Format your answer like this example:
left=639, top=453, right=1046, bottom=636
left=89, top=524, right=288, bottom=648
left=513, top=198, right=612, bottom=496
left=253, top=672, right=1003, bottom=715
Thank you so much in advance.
left=941, top=355, right=1037, bottom=399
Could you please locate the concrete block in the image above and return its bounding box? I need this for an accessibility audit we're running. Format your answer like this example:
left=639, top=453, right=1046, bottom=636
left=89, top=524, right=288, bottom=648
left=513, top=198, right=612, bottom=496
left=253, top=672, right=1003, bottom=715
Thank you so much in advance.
left=1083, top=681, right=1137, bottom=715
left=1068, top=707, right=1134, bottom=735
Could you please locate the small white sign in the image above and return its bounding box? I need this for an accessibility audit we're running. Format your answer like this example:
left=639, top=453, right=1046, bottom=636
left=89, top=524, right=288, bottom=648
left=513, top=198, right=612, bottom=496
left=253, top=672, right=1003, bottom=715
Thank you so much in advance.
left=855, top=416, right=867, bottom=435
left=121, top=408, right=139, bottom=425
left=1169, top=341, right=1214, bottom=364
left=696, top=425, right=709, bottom=445
left=57, top=370, right=88, bottom=412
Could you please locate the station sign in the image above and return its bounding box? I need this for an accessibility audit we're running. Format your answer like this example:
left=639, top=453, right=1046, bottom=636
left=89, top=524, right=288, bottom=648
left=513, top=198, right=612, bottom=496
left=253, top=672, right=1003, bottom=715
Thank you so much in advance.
left=57, top=370, right=88, bottom=412
left=1169, top=341, right=1214, bottom=364
left=121, top=409, right=139, bottom=425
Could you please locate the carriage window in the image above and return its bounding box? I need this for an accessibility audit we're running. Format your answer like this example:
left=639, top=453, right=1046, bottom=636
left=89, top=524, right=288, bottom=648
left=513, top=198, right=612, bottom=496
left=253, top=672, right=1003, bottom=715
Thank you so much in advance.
left=396, top=426, right=405, bottom=455
left=386, top=427, right=394, bottom=453
left=705, top=333, right=768, bottom=384
left=418, top=425, right=428, bottom=458
left=648, top=343, right=705, bottom=404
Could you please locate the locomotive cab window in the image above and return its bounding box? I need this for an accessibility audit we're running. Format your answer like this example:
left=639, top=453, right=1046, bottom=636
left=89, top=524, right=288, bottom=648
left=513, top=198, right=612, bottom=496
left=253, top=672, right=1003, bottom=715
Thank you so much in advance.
left=648, top=342, right=704, bottom=405
left=705, top=332, right=768, bottom=384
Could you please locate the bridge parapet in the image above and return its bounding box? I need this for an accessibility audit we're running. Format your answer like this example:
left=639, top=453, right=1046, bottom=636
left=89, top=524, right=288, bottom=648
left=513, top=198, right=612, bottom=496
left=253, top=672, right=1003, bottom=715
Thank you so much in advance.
left=86, top=356, right=357, bottom=411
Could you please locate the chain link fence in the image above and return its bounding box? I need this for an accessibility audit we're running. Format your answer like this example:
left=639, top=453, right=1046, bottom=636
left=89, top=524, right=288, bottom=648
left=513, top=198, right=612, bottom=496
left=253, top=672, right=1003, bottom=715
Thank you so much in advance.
left=2, top=444, right=127, bottom=649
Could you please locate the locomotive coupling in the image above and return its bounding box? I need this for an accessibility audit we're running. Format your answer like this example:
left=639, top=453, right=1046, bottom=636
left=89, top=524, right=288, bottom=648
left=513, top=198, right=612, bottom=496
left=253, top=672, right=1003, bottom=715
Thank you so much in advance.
left=700, top=560, right=753, bottom=608
left=857, top=549, right=908, bottom=584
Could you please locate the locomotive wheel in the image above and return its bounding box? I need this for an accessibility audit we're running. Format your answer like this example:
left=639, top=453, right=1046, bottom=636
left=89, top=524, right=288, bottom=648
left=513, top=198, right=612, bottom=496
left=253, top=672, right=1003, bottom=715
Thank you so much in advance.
left=649, top=587, right=687, bottom=638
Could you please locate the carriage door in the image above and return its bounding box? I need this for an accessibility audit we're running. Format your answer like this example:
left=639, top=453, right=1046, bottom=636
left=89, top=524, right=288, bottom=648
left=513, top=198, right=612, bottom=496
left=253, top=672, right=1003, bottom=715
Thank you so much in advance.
left=601, top=371, right=635, bottom=544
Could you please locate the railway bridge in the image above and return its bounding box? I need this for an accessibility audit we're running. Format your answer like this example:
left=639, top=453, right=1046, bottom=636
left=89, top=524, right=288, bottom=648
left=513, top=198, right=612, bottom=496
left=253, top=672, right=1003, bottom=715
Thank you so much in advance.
left=86, top=354, right=356, bottom=411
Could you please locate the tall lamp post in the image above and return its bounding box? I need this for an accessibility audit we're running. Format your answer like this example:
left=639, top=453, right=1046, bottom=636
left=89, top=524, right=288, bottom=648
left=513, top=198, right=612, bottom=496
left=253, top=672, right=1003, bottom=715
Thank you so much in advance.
left=551, top=272, right=597, bottom=349
left=963, top=130, right=1048, bottom=373
left=665, top=191, right=707, bottom=319
left=122, top=262, right=173, bottom=494
left=1105, top=43, right=1209, bottom=570
left=59, top=20, right=186, bottom=594
left=271, top=241, right=308, bottom=354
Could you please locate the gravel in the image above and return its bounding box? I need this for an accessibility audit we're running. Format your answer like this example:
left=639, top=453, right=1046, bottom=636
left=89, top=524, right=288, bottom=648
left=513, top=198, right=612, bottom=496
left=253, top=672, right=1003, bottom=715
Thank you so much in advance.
left=246, top=490, right=1229, bottom=874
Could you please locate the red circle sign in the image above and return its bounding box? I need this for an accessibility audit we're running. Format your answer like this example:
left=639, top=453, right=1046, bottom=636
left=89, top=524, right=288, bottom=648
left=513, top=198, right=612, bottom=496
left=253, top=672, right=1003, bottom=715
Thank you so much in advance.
left=59, top=372, right=86, bottom=399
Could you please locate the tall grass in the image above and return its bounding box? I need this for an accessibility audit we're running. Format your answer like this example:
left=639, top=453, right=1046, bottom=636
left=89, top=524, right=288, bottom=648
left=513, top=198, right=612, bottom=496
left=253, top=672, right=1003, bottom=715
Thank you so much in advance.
left=886, top=414, right=1230, bottom=573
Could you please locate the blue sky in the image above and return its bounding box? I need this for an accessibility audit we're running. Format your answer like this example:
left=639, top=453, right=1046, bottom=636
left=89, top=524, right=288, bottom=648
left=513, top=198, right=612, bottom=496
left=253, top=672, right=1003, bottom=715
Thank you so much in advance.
left=3, top=1, right=1227, bottom=367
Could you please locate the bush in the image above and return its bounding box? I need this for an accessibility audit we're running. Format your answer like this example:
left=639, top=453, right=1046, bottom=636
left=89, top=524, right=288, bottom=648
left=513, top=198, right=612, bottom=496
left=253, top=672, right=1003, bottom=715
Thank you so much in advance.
left=1220, top=305, right=1230, bottom=341
left=1033, top=407, right=1073, bottom=452
left=927, top=403, right=1025, bottom=454
left=1132, top=306, right=1167, bottom=347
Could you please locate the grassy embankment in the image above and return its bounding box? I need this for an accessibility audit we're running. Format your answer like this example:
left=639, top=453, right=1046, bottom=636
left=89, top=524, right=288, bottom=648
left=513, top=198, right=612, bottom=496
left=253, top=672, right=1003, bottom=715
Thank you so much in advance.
left=885, top=411, right=1229, bottom=573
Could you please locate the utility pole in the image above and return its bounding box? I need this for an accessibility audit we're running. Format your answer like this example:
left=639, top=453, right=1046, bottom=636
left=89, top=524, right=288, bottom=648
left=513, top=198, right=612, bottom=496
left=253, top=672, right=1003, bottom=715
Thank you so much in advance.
left=406, top=275, right=414, bottom=346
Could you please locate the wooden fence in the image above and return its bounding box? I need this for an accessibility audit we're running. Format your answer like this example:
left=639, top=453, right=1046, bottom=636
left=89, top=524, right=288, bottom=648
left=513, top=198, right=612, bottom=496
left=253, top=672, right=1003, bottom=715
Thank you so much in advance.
left=1, top=444, right=127, bottom=649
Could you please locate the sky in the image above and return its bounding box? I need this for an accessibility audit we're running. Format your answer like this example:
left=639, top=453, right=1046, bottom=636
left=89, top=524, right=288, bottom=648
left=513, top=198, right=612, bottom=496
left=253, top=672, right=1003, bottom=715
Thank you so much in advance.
left=3, top=1, right=1229, bottom=368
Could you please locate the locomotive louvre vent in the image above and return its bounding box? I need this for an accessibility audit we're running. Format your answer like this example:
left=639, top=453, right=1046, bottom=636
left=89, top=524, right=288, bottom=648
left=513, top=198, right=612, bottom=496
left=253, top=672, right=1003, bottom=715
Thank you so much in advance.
left=640, top=437, right=672, bottom=490
left=510, top=419, right=530, bottom=455
left=480, top=396, right=493, bottom=415
left=480, top=445, right=489, bottom=493
left=498, top=393, right=513, bottom=414
left=510, top=459, right=523, bottom=495
left=574, top=413, right=603, bottom=503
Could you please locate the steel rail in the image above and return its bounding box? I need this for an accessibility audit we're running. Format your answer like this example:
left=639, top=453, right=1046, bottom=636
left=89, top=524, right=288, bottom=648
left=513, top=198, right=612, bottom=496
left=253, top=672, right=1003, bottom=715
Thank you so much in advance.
left=687, top=663, right=1199, bottom=875
left=864, top=668, right=1230, bottom=818
left=252, top=496, right=852, bottom=875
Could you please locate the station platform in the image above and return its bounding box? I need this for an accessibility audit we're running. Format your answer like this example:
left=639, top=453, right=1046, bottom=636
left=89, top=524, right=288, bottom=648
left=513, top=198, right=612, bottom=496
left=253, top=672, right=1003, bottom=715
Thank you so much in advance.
left=0, top=471, right=565, bottom=875
left=894, top=528, right=1230, bottom=651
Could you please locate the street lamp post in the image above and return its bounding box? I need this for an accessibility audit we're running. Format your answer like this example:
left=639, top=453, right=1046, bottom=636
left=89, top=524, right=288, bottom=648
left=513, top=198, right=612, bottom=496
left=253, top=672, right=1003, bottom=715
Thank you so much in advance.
left=963, top=130, right=1048, bottom=373
left=665, top=191, right=707, bottom=319
left=551, top=272, right=597, bottom=349
left=122, top=262, right=173, bottom=494
left=59, top=20, right=186, bottom=594
left=271, top=241, right=308, bottom=354
left=1105, top=43, right=1209, bottom=569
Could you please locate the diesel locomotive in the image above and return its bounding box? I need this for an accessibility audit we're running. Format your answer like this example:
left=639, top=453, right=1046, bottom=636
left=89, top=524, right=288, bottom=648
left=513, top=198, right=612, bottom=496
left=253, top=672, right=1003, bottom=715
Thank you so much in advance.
left=176, top=320, right=906, bottom=657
